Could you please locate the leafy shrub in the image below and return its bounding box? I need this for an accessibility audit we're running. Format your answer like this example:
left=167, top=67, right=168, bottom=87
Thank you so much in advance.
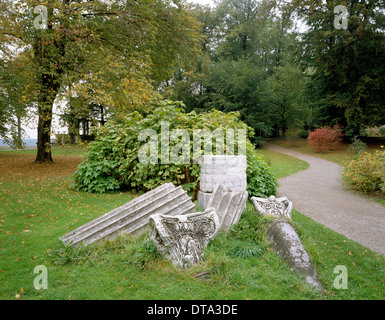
left=343, top=148, right=385, bottom=193
left=298, top=129, right=309, bottom=139
left=72, top=100, right=278, bottom=198
left=348, top=137, right=367, bottom=154
left=380, top=126, right=385, bottom=137
left=307, top=124, right=344, bottom=152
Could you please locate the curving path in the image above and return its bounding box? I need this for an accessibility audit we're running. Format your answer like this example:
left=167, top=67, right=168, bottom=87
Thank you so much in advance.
left=264, top=142, right=385, bottom=256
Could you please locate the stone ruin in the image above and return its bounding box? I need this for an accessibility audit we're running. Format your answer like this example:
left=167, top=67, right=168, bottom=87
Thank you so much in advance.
left=198, top=155, right=247, bottom=210
left=206, top=183, right=248, bottom=232
left=267, top=219, right=324, bottom=292
left=149, top=208, right=220, bottom=268
left=251, top=194, right=324, bottom=292
left=60, top=182, right=195, bottom=247
left=59, top=153, right=324, bottom=292
left=251, top=195, right=292, bottom=219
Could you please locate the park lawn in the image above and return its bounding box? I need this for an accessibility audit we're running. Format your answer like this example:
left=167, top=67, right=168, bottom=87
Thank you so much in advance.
left=0, top=144, right=88, bottom=158
left=268, top=137, right=356, bottom=166
left=0, top=147, right=384, bottom=300
left=257, top=148, right=309, bottom=179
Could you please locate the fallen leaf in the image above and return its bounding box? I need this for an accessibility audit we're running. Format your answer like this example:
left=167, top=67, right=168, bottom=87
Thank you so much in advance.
left=348, top=251, right=352, bottom=255
left=20, top=287, right=24, bottom=293
left=15, top=294, right=20, bottom=299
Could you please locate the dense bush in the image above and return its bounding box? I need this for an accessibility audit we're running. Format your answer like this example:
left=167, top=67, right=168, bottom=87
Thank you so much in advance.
left=307, top=124, right=343, bottom=152
left=348, top=137, right=367, bottom=154
left=297, top=129, right=309, bottom=139
left=343, top=148, right=385, bottom=193
left=72, top=100, right=278, bottom=198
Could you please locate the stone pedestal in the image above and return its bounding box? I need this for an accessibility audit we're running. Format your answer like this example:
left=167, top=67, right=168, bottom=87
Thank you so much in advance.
left=198, top=155, right=247, bottom=210
left=199, top=155, right=247, bottom=193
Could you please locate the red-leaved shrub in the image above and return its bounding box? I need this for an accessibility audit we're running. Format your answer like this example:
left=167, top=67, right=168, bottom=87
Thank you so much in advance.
left=307, top=124, right=344, bottom=152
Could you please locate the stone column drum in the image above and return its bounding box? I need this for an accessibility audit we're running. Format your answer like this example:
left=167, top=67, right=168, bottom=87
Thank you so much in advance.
left=197, top=155, right=247, bottom=209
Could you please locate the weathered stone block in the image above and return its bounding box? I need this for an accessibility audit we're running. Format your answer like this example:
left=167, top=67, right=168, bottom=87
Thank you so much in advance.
left=199, top=155, right=247, bottom=193
left=60, top=183, right=195, bottom=247
left=266, top=219, right=324, bottom=293
left=206, top=183, right=248, bottom=231
left=149, top=208, right=220, bottom=268
left=197, top=191, right=212, bottom=210
left=251, top=195, right=292, bottom=219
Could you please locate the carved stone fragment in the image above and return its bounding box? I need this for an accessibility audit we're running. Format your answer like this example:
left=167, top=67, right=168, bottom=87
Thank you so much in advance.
left=206, top=183, right=248, bottom=232
left=149, top=208, right=220, bottom=268
left=251, top=195, right=293, bottom=219
left=199, top=155, right=247, bottom=193
left=60, top=183, right=195, bottom=247
left=267, top=219, right=324, bottom=292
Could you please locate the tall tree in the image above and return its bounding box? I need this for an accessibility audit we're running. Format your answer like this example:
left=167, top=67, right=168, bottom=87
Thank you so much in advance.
left=0, top=54, right=36, bottom=148
left=291, top=0, right=385, bottom=135
left=0, top=0, right=202, bottom=162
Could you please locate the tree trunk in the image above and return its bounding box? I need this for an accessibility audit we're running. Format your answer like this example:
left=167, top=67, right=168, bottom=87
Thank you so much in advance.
left=33, top=4, right=65, bottom=162
left=35, top=101, right=53, bottom=163
left=15, top=115, right=23, bottom=149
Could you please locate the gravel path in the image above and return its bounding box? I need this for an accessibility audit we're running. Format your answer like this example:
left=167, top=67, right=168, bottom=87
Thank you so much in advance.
left=265, top=142, right=385, bottom=256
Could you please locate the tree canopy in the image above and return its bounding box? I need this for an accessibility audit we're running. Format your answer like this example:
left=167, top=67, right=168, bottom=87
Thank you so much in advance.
left=0, top=0, right=202, bottom=161
left=1, top=0, right=385, bottom=154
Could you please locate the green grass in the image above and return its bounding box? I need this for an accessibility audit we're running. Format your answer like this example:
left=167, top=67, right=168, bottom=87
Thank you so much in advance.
left=269, top=137, right=355, bottom=166
left=1, top=145, right=384, bottom=300
left=257, top=148, right=309, bottom=179
left=0, top=144, right=88, bottom=157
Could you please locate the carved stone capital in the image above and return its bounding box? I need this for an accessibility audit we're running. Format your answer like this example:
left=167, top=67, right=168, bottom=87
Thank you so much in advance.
left=149, top=208, right=220, bottom=268
left=251, top=195, right=293, bottom=219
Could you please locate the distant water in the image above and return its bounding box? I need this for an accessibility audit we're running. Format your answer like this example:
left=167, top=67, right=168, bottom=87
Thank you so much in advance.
left=0, top=139, right=38, bottom=147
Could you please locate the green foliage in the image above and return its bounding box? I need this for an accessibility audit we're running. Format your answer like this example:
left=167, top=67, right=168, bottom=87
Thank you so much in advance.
left=126, top=238, right=160, bottom=270
left=343, top=148, right=385, bottom=194
left=228, top=209, right=273, bottom=244
left=73, top=100, right=278, bottom=197
left=293, top=0, right=385, bottom=134
left=298, top=129, right=309, bottom=139
left=228, top=241, right=267, bottom=259
left=164, top=0, right=306, bottom=140
left=348, top=137, right=367, bottom=154
left=49, top=242, right=95, bottom=266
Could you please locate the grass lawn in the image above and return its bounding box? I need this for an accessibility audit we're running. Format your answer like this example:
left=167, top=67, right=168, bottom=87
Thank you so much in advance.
left=0, top=146, right=384, bottom=300
left=257, top=148, right=309, bottom=179
left=268, top=137, right=356, bottom=166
